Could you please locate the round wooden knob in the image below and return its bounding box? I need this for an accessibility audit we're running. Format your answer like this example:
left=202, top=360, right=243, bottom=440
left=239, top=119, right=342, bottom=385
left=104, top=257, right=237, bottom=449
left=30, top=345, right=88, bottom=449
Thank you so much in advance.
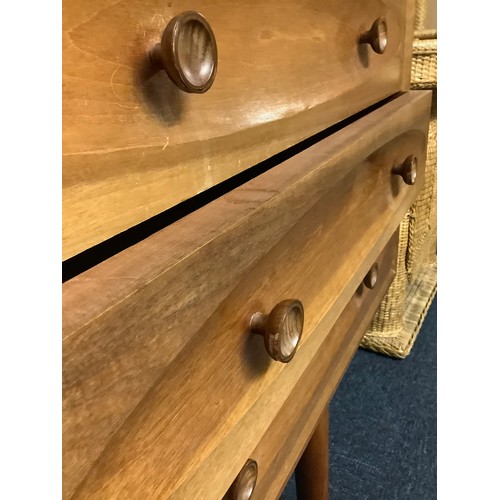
left=226, top=460, right=258, bottom=500
left=151, top=11, right=217, bottom=93
left=363, top=263, right=379, bottom=289
left=250, top=299, right=304, bottom=363
left=393, top=155, right=418, bottom=185
left=359, top=17, right=388, bottom=54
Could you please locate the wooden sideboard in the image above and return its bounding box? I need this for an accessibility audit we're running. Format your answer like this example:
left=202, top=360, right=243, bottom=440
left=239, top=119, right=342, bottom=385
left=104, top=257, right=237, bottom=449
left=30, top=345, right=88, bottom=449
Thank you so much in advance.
left=63, top=0, right=430, bottom=497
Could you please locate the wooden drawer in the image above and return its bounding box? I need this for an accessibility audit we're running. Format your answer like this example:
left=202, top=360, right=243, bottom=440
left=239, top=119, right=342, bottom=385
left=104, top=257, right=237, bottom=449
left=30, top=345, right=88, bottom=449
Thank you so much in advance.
left=63, top=0, right=415, bottom=259
left=63, top=91, right=431, bottom=499
left=248, top=230, right=398, bottom=500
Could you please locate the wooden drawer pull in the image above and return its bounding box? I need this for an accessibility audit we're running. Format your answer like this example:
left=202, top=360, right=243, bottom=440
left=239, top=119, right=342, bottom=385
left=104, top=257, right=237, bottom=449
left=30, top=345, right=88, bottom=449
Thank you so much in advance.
left=151, top=11, right=217, bottom=93
left=393, top=155, right=418, bottom=185
left=225, top=459, right=258, bottom=500
left=359, top=17, right=388, bottom=54
left=250, top=299, right=304, bottom=363
left=363, top=263, right=379, bottom=289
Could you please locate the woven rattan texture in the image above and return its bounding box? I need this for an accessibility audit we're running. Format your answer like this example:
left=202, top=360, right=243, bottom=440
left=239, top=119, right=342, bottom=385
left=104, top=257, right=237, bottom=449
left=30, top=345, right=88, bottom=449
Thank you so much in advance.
left=407, top=117, right=436, bottom=280
left=361, top=263, right=436, bottom=358
left=411, top=30, right=437, bottom=90
left=413, top=0, right=428, bottom=31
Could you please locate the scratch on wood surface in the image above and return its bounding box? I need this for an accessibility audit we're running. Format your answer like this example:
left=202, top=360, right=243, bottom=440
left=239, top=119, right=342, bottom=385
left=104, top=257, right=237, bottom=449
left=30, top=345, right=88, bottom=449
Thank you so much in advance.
left=150, top=13, right=166, bottom=29
left=137, top=22, right=146, bottom=38
left=135, top=151, right=145, bottom=171
left=111, top=65, right=139, bottom=110
left=110, top=64, right=121, bottom=87
left=265, top=140, right=277, bottom=156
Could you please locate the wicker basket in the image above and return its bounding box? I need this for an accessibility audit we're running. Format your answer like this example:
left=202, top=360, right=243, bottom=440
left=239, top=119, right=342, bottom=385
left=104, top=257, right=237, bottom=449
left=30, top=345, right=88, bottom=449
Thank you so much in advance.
left=360, top=25, right=437, bottom=359
left=408, top=28, right=437, bottom=281
left=413, top=0, right=428, bottom=31
left=407, top=117, right=436, bottom=281
left=361, top=263, right=437, bottom=358
left=411, top=30, right=437, bottom=90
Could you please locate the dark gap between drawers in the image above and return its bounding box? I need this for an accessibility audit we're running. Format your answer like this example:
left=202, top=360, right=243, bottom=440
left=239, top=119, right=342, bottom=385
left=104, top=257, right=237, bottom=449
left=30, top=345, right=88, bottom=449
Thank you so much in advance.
left=62, top=92, right=402, bottom=282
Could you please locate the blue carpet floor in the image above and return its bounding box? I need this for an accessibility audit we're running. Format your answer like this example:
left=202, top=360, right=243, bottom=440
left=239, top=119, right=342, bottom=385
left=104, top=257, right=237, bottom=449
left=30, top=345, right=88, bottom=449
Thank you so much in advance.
left=281, top=297, right=437, bottom=500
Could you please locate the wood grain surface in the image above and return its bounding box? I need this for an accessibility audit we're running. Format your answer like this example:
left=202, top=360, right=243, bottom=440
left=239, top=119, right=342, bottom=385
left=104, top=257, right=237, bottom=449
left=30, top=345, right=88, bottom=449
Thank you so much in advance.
left=63, top=91, right=431, bottom=499
left=249, top=231, right=398, bottom=500
left=63, top=0, right=415, bottom=259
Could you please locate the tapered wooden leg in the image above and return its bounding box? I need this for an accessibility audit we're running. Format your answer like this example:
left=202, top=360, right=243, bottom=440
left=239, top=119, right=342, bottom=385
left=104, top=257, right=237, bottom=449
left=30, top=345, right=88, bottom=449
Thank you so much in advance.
left=295, top=405, right=330, bottom=500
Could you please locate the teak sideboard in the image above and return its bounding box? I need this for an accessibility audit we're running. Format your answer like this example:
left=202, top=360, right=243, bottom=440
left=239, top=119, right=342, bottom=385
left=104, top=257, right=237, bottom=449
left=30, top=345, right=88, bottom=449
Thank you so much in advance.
left=63, top=0, right=431, bottom=498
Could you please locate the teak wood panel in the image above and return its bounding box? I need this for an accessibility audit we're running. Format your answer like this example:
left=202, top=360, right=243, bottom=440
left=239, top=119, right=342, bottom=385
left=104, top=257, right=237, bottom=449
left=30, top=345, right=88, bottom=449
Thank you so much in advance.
left=63, top=91, right=431, bottom=499
left=63, top=0, right=415, bottom=259
left=249, top=231, right=398, bottom=500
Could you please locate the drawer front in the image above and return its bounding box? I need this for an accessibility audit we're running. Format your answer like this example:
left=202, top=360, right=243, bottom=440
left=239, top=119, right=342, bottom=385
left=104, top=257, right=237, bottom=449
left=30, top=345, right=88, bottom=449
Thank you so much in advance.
left=63, top=0, right=415, bottom=259
left=63, top=91, right=431, bottom=499
left=249, top=231, right=398, bottom=500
